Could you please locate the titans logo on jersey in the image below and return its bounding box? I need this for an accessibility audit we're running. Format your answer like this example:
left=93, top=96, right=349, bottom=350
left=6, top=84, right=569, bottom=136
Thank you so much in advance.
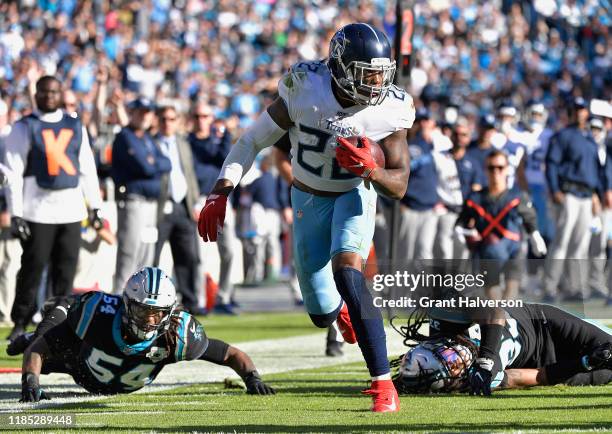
left=278, top=60, right=415, bottom=193
left=41, top=291, right=208, bottom=395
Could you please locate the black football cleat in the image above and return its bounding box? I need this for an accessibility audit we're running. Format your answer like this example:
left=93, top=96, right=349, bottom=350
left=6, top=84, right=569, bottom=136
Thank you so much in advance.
left=6, top=332, right=35, bottom=356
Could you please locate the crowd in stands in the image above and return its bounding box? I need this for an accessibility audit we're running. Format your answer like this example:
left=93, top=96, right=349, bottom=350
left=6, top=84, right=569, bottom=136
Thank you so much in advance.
left=0, top=0, right=610, bottom=326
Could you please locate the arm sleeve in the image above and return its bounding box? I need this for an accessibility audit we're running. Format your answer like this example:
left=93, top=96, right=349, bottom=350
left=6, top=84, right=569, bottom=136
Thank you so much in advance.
left=217, top=110, right=287, bottom=187
left=78, top=126, right=103, bottom=209
left=545, top=133, right=563, bottom=194
left=198, top=338, right=230, bottom=364
left=517, top=192, right=538, bottom=234
left=42, top=320, right=81, bottom=355
left=4, top=121, right=30, bottom=218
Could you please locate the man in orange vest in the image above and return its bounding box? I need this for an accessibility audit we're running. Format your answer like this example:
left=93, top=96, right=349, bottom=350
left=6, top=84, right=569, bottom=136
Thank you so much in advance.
left=4, top=76, right=103, bottom=342
left=456, top=150, right=547, bottom=300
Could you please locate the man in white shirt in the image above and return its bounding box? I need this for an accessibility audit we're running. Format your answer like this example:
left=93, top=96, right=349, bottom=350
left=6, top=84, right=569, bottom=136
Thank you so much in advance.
left=4, top=76, right=103, bottom=341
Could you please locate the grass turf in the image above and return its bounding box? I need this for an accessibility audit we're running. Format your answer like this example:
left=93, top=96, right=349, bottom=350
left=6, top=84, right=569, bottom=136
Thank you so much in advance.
left=9, top=362, right=612, bottom=433
left=0, top=312, right=318, bottom=369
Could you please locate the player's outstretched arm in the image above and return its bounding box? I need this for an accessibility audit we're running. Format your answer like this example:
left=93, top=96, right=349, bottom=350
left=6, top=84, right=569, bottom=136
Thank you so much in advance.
left=198, top=98, right=291, bottom=241
left=20, top=337, right=51, bottom=402
left=500, top=369, right=542, bottom=389
left=199, top=338, right=275, bottom=395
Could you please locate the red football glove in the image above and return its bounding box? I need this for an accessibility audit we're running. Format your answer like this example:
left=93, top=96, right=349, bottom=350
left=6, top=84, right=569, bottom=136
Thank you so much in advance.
left=335, top=136, right=378, bottom=179
left=198, top=194, right=228, bottom=242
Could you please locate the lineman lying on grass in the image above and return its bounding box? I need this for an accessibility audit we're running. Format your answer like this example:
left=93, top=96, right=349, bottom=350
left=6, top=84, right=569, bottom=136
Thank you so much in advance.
left=391, top=303, right=611, bottom=394
left=9, top=267, right=275, bottom=402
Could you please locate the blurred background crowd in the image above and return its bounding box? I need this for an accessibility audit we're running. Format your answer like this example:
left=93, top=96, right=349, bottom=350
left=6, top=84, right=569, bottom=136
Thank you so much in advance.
left=0, top=0, right=610, bottom=328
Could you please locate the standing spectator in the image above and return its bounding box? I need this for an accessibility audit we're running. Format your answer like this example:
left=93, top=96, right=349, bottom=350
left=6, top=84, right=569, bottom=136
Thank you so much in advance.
left=111, top=98, right=171, bottom=293
left=154, top=104, right=203, bottom=315
left=398, top=108, right=439, bottom=262
left=543, top=97, right=604, bottom=302
left=4, top=76, right=103, bottom=340
left=0, top=98, right=18, bottom=325
left=457, top=150, right=546, bottom=300
left=466, top=114, right=498, bottom=179
left=188, top=102, right=237, bottom=312
left=245, top=152, right=285, bottom=285
left=587, top=117, right=609, bottom=299
left=433, top=117, right=481, bottom=260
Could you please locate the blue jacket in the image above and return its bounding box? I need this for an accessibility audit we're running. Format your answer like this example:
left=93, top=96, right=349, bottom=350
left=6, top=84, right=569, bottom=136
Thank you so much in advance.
left=247, top=172, right=284, bottom=210
left=545, top=125, right=602, bottom=197
left=455, top=153, right=483, bottom=199
left=188, top=131, right=232, bottom=196
left=111, top=128, right=171, bottom=199
left=402, top=134, right=439, bottom=210
left=465, top=144, right=493, bottom=187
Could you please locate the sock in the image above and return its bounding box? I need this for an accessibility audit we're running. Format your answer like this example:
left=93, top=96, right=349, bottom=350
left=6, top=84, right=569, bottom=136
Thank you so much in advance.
left=334, top=267, right=390, bottom=377
left=371, top=374, right=391, bottom=382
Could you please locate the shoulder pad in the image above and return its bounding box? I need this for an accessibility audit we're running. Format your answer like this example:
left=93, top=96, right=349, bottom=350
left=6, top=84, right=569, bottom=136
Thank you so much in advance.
left=383, top=86, right=416, bottom=130
left=71, top=291, right=105, bottom=339
left=173, top=311, right=208, bottom=361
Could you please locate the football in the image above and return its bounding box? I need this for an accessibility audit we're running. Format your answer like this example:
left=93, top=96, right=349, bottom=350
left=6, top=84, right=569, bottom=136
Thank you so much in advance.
left=343, top=136, right=386, bottom=168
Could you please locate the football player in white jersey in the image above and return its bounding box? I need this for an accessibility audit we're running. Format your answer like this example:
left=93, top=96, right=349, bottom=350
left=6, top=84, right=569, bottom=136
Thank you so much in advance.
left=198, top=23, right=415, bottom=412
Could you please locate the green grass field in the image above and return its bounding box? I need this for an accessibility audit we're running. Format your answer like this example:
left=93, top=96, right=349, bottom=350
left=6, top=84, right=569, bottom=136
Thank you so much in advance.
left=1, top=313, right=611, bottom=433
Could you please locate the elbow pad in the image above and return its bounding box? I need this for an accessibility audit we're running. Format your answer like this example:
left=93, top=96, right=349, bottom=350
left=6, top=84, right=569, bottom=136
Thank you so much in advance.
left=219, top=110, right=287, bottom=187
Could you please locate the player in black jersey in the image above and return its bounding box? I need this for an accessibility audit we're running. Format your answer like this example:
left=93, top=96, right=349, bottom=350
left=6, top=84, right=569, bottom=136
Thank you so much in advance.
left=392, top=303, right=612, bottom=394
left=14, top=267, right=274, bottom=402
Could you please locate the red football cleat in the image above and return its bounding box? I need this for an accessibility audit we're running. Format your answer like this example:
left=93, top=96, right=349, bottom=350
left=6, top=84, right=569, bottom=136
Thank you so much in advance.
left=337, top=302, right=357, bottom=344
left=362, top=380, right=400, bottom=413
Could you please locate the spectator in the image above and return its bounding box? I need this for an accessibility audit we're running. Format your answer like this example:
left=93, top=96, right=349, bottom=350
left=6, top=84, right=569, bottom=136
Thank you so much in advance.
left=244, top=153, right=286, bottom=286
left=398, top=108, right=439, bottom=262
left=154, top=104, right=203, bottom=315
left=188, top=102, right=237, bottom=313
left=4, top=76, right=103, bottom=341
left=456, top=150, right=546, bottom=300
left=0, top=98, right=18, bottom=325
left=111, top=97, right=171, bottom=293
left=543, top=97, right=606, bottom=302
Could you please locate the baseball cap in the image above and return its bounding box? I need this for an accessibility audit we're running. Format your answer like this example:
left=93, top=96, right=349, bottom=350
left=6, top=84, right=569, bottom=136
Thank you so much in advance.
left=128, top=97, right=155, bottom=111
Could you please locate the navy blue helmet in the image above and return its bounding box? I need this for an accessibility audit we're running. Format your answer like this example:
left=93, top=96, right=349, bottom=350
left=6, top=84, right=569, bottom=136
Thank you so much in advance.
left=327, top=23, right=396, bottom=106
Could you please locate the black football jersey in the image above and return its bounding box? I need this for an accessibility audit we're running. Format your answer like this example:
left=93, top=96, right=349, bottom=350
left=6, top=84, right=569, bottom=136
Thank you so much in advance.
left=428, top=303, right=611, bottom=388
left=42, top=291, right=208, bottom=395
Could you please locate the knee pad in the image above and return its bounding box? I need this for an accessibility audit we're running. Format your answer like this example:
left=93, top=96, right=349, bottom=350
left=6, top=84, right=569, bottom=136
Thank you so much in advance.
left=309, top=303, right=342, bottom=328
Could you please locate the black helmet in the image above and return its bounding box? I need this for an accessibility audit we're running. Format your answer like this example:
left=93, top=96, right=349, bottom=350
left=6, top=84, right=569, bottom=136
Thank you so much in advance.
left=327, top=23, right=396, bottom=106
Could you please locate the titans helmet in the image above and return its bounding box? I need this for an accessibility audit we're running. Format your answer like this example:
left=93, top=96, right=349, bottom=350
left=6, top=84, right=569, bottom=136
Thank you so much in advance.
left=122, top=267, right=178, bottom=340
left=327, top=23, right=396, bottom=106
left=395, top=338, right=475, bottom=393
left=523, top=100, right=548, bottom=131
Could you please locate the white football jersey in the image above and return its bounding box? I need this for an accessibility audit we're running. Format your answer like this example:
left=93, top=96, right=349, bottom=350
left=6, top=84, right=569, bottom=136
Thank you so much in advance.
left=278, top=60, right=415, bottom=192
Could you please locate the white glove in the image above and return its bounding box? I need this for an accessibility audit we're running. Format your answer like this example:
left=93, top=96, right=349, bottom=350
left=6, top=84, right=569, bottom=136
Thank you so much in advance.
left=529, top=231, right=547, bottom=257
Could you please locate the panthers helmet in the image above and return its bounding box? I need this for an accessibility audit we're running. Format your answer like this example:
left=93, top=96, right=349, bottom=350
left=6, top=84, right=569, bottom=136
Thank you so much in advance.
left=122, top=267, right=178, bottom=340
left=327, top=23, right=396, bottom=106
left=395, top=339, right=475, bottom=393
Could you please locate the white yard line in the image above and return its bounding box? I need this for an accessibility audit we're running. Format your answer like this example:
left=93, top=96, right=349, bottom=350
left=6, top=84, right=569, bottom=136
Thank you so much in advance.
left=0, top=328, right=408, bottom=412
